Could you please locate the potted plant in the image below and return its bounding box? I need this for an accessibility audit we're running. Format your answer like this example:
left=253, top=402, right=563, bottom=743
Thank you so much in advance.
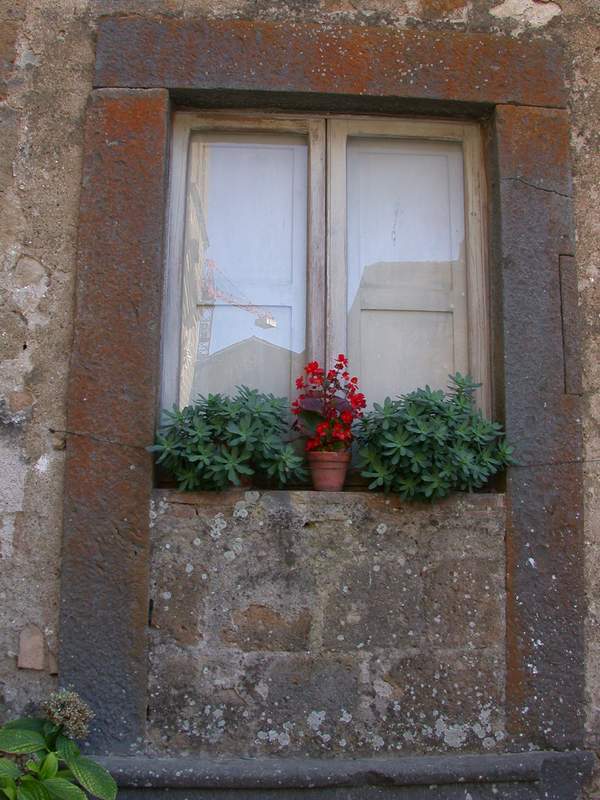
left=150, top=387, right=307, bottom=490
left=355, top=373, right=514, bottom=501
left=292, top=354, right=366, bottom=491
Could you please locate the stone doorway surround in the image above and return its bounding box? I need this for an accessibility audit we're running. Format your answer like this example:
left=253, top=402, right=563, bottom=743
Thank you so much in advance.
left=59, top=14, right=591, bottom=792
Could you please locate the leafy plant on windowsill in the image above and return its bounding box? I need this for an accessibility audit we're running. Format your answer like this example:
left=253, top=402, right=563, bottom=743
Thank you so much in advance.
left=150, top=386, right=307, bottom=491
left=355, top=373, right=515, bottom=502
left=0, top=689, right=117, bottom=800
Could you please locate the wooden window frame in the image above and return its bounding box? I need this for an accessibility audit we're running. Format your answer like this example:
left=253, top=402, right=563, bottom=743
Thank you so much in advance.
left=161, top=112, right=490, bottom=413
left=327, top=117, right=490, bottom=414
left=161, top=112, right=326, bottom=410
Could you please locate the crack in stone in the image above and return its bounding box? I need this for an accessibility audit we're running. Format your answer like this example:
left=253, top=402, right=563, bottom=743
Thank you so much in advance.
left=49, top=426, right=147, bottom=451
left=503, top=175, right=571, bottom=200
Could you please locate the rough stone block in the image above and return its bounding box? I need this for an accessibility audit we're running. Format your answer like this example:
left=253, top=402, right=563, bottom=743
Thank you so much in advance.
left=66, top=88, right=169, bottom=449
left=221, top=605, right=312, bottom=652
left=494, top=106, right=572, bottom=197
left=505, top=462, right=585, bottom=748
left=382, top=650, right=505, bottom=748
left=94, top=17, right=566, bottom=109
left=150, top=538, right=208, bottom=646
left=148, top=648, right=362, bottom=756
left=493, top=106, right=580, bottom=468
left=422, top=558, right=505, bottom=649
left=322, top=560, right=422, bottom=651
left=147, top=490, right=506, bottom=757
left=60, top=88, right=170, bottom=752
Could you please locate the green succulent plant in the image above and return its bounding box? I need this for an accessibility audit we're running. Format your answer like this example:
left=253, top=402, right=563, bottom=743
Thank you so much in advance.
left=355, top=374, right=514, bottom=502
left=150, top=386, right=307, bottom=491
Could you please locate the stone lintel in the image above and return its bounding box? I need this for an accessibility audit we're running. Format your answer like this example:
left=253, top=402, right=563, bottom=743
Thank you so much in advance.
left=94, top=16, right=566, bottom=110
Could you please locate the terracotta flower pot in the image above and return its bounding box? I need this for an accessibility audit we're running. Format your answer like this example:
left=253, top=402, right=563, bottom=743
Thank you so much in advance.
left=307, top=450, right=351, bottom=491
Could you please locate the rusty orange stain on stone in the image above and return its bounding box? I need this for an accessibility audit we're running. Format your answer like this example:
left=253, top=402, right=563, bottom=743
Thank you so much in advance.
left=60, top=88, right=170, bottom=742
left=94, top=16, right=567, bottom=109
left=68, top=89, right=169, bottom=449
left=494, top=104, right=572, bottom=195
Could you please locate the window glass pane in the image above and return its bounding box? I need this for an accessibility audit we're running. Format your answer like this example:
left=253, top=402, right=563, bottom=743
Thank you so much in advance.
left=346, top=137, right=467, bottom=405
left=180, top=132, right=308, bottom=404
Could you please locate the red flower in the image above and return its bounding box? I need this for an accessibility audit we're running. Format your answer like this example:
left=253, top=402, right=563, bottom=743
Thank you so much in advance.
left=332, top=422, right=348, bottom=440
left=350, top=392, right=366, bottom=410
left=292, top=355, right=364, bottom=451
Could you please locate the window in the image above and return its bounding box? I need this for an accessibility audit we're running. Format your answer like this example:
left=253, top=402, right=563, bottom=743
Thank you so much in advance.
left=161, top=113, right=490, bottom=412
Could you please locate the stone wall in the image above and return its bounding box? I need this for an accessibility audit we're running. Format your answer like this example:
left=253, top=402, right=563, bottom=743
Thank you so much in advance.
left=148, top=490, right=506, bottom=757
left=0, top=0, right=92, bottom=715
left=0, top=0, right=599, bottom=779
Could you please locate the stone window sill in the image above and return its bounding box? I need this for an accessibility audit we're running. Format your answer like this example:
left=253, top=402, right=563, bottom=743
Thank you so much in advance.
left=153, top=487, right=505, bottom=514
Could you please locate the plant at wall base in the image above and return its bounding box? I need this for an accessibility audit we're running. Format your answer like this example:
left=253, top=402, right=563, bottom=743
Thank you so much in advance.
left=355, top=373, right=514, bottom=502
left=150, top=386, right=307, bottom=490
left=292, top=354, right=366, bottom=491
left=0, top=689, right=117, bottom=800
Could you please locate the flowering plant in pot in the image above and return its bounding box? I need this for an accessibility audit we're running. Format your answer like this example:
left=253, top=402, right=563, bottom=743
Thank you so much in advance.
left=292, top=354, right=366, bottom=491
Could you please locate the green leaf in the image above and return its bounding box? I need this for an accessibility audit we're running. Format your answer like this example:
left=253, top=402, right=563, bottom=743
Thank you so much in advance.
left=54, top=739, right=78, bottom=767
left=1, top=723, right=44, bottom=735
left=43, top=780, right=87, bottom=800
left=0, top=761, right=20, bottom=781
left=0, top=731, right=47, bottom=755
left=68, top=759, right=116, bottom=800
left=16, top=780, right=50, bottom=800
left=2, top=784, right=17, bottom=800
left=41, top=726, right=58, bottom=743
left=38, top=756, right=58, bottom=782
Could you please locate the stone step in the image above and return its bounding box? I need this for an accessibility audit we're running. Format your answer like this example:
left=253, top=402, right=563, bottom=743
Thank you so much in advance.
left=100, top=752, right=594, bottom=799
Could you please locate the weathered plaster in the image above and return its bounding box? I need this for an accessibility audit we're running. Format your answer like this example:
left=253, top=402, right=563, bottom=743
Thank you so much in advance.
left=489, top=0, right=562, bottom=32
left=0, top=0, right=92, bottom=718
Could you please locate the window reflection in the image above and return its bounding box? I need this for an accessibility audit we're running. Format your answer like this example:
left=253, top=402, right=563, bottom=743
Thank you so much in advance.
left=180, top=133, right=308, bottom=404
